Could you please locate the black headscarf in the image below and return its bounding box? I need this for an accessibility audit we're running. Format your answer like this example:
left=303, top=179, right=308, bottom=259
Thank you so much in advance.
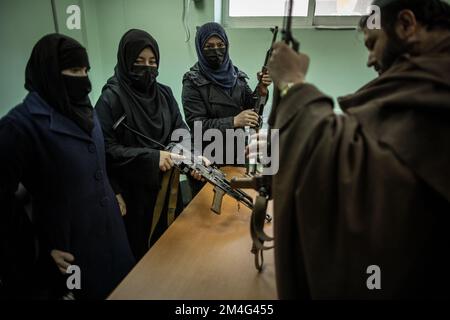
left=195, top=22, right=237, bottom=89
left=103, top=29, right=172, bottom=149
left=25, top=34, right=94, bottom=133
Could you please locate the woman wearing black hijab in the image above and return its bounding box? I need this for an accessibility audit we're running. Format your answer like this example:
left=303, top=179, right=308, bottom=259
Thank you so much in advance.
left=0, top=34, right=135, bottom=300
left=95, top=29, right=198, bottom=261
left=182, top=22, right=272, bottom=195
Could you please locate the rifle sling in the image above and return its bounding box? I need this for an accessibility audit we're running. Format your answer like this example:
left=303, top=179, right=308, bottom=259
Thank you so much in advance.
left=148, top=169, right=179, bottom=248
left=250, top=194, right=274, bottom=271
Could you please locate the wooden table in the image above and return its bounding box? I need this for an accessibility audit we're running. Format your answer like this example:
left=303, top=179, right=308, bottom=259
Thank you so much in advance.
left=108, top=167, right=277, bottom=300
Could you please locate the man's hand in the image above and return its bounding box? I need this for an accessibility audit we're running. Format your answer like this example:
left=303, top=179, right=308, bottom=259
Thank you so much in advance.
left=51, top=250, right=75, bottom=274
left=257, top=71, right=272, bottom=96
left=116, top=194, right=127, bottom=216
left=268, top=42, right=310, bottom=90
left=159, top=151, right=185, bottom=172
left=234, top=110, right=260, bottom=128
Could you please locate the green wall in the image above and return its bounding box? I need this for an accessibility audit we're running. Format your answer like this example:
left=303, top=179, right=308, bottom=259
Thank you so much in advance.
left=84, top=0, right=375, bottom=116
left=85, top=0, right=213, bottom=111
left=0, top=0, right=55, bottom=114
left=0, top=0, right=379, bottom=117
left=226, top=28, right=375, bottom=114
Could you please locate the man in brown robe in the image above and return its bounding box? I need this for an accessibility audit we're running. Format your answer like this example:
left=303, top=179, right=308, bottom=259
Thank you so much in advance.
left=267, top=0, right=450, bottom=299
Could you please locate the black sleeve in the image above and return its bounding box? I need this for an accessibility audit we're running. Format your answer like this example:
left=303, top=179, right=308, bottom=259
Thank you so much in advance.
left=0, top=118, right=30, bottom=217
left=95, top=94, right=161, bottom=192
left=182, top=79, right=234, bottom=132
left=0, top=118, right=31, bottom=290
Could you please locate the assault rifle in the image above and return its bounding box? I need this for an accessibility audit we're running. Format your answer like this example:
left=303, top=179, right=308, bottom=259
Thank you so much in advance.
left=113, top=114, right=256, bottom=215
left=247, top=26, right=279, bottom=176
left=254, top=26, right=279, bottom=128
left=232, top=0, right=300, bottom=272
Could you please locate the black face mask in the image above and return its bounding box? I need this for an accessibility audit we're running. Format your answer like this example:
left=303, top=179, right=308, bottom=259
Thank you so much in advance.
left=130, top=65, right=159, bottom=93
left=203, top=48, right=226, bottom=69
left=62, top=75, right=92, bottom=103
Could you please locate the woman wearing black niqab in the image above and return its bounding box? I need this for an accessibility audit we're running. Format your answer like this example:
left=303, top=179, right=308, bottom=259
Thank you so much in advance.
left=182, top=22, right=272, bottom=196
left=25, top=34, right=94, bottom=133
left=95, top=29, right=191, bottom=260
left=0, top=34, right=134, bottom=300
